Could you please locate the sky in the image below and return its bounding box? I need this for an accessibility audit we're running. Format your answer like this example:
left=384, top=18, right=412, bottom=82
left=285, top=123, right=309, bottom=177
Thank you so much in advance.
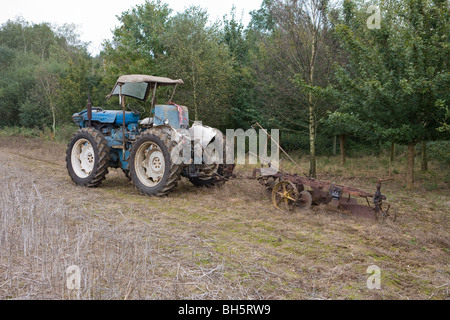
left=0, top=0, right=263, bottom=56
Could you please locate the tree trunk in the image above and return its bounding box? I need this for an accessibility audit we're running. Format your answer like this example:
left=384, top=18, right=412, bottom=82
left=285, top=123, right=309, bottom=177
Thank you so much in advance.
left=309, top=98, right=316, bottom=178
left=51, top=105, right=56, bottom=141
left=49, top=96, right=56, bottom=141
left=340, top=134, right=346, bottom=166
left=406, top=142, right=416, bottom=190
left=191, top=61, right=199, bottom=121
left=308, top=28, right=317, bottom=179
left=192, top=80, right=198, bottom=121
left=390, top=142, right=395, bottom=162
left=333, top=135, right=337, bottom=156
left=421, top=141, right=428, bottom=172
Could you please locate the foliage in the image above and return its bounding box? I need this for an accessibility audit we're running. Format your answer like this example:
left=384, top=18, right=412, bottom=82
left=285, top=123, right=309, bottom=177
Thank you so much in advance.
left=0, top=18, right=101, bottom=131
left=322, top=111, right=368, bottom=137
left=222, top=7, right=260, bottom=129
left=427, top=140, right=450, bottom=167
left=0, top=0, right=448, bottom=173
left=334, top=0, right=450, bottom=145
left=102, top=0, right=172, bottom=86
left=161, top=6, right=234, bottom=129
left=19, top=98, right=51, bottom=128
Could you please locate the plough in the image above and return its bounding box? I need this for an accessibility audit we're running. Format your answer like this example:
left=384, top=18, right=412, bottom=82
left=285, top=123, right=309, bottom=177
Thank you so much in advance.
left=247, top=123, right=396, bottom=222
left=252, top=168, right=396, bottom=222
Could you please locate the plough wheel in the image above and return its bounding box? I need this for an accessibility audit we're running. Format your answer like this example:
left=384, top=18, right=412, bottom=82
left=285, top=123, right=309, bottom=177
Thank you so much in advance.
left=272, top=181, right=299, bottom=212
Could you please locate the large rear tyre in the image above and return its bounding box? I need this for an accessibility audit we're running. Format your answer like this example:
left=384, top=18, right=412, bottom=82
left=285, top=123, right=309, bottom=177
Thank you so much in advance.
left=66, top=128, right=110, bottom=187
left=188, top=163, right=234, bottom=187
left=188, top=135, right=235, bottom=188
left=129, top=130, right=182, bottom=197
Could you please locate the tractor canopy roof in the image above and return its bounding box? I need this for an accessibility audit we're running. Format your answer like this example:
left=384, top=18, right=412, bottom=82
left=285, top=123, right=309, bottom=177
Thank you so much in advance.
left=107, top=74, right=184, bottom=102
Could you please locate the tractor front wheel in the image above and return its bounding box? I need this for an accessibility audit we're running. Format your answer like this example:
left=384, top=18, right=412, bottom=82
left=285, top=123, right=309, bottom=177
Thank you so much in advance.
left=66, top=128, right=110, bottom=187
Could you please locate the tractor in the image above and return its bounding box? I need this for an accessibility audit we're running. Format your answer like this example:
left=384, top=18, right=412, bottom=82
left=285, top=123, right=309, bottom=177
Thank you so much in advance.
left=66, top=74, right=235, bottom=196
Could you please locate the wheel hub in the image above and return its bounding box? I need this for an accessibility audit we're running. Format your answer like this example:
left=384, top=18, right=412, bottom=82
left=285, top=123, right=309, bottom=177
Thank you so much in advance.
left=71, top=138, right=95, bottom=178
left=140, top=144, right=165, bottom=184
left=79, top=143, right=95, bottom=175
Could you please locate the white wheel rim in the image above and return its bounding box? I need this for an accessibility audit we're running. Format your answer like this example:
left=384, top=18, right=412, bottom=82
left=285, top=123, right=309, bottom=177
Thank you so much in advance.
left=71, top=139, right=95, bottom=178
left=135, top=142, right=166, bottom=187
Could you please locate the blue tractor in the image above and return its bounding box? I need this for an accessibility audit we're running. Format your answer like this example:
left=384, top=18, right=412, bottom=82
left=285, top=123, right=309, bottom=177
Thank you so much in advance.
left=66, top=74, right=235, bottom=196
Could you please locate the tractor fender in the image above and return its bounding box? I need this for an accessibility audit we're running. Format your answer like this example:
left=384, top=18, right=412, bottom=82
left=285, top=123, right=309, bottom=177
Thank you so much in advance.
left=145, top=124, right=175, bottom=135
left=148, top=124, right=219, bottom=148
left=189, top=123, right=218, bottom=149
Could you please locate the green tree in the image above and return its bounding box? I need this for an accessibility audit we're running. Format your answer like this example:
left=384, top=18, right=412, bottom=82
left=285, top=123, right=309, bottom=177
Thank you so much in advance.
left=334, top=0, right=449, bottom=190
left=161, top=6, right=234, bottom=129
left=35, top=62, right=63, bottom=137
left=0, top=18, right=99, bottom=129
left=323, top=111, right=367, bottom=165
left=222, top=7, right=259, bottom=128
left=57, top=51, right=103, bottom=123
left=102, top=0, right=172, bottom=85
left=0, top=50, right=40, bottom=126
left=250, top=0, right=338, bottom=177
left=249, top=0, right=276, bottom=32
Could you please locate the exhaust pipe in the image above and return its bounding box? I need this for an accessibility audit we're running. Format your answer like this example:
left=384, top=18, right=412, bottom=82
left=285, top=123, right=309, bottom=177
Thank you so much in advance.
left=87, top=95, right=92, bottom=127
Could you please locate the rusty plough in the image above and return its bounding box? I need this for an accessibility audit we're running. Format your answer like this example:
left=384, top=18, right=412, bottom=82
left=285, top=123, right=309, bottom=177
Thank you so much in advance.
left=247, top=122, right=397, bottom=222
left=252, top=168, right=396, bottom=222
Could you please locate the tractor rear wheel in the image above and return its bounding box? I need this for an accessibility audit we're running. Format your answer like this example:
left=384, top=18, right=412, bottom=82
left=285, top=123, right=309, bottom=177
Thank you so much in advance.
left=129, top=130, right=182, bottom=197
left=188, top=163, right=234, bottom=187
left=66, top=128, right=110, bottom=187
left=188, top=135, right=235, bottom=188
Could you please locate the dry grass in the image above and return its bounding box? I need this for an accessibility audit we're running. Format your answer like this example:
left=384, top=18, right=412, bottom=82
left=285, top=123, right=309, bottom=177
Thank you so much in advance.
left=0, top=135, right=448, bottom=300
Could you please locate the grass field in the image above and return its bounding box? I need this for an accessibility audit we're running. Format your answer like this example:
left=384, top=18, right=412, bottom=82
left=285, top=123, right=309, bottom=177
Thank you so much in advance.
left=0, top=135, right=448, bottom=300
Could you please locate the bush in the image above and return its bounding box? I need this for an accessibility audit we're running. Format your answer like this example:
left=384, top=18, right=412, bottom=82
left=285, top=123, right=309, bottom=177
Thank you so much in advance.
left=427, top=140, right=450, bottom=167
left=19, top=98, right=51, bottom=128
left=0, top=123, right=78, bottom=142
left=54, top=123, right=78, bottom=142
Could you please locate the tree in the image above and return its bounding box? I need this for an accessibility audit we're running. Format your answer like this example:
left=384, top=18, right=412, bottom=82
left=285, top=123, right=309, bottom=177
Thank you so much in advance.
left=161, top=6, right=234, bottom=129
left=57, top=51, right=102, bottom=122
left=334, top=0, right=449, bottom=190
left=102, top=0, right=172, bottom=85
left=222, top=7, right=259, bottom=128
left=250, top=0, right=338, bottom=177
left=0, top=18, right=99, bottom=129
left=0, top=50, right=40, bottom=126
left=35, top=64, right=61, bottom=138
left=323, top=111, right=366, bottom=166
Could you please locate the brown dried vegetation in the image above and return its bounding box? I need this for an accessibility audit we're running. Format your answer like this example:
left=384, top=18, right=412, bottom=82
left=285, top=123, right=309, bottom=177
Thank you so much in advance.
left=0, top=136, right=448, bottom=300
